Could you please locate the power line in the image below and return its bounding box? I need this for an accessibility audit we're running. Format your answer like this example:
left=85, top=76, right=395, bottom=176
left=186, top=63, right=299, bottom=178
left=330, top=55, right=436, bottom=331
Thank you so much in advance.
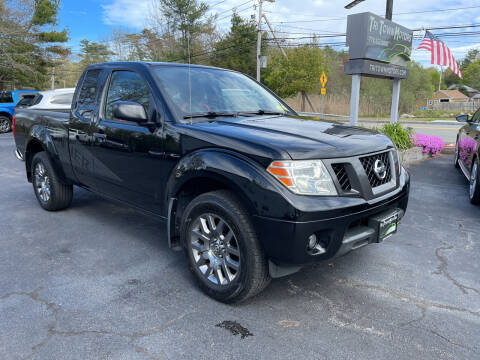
left=209, top=0, right=230, bottom=8
left=266, top=24, right=480, bottom=41
left=269, top=5, right=480, bottom=24
left=217, top=4, right=256, bottom=21
left=215, top=0, right=254, bottom=16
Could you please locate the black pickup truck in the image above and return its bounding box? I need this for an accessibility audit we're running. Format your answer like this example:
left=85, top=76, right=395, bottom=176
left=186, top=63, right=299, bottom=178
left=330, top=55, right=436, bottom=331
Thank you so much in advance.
left=14, top=62, right=410, bottom=302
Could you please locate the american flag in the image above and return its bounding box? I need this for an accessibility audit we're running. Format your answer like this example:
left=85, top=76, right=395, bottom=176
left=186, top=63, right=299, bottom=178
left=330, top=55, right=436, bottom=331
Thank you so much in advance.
left=416, top=30, right=462, bottom=78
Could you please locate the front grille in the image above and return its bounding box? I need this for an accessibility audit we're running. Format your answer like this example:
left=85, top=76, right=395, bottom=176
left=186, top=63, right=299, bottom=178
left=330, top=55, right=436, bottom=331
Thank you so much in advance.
left=331, top=163, right=352, bottom=191
left=359, top=151, right=392, bottom=188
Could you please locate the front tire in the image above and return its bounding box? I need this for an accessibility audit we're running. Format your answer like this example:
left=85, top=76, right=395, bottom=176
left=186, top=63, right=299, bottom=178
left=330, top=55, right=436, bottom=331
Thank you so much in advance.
left=31, top=152, right=73, bottom=211
left=469, top=158, right=480, bottom=205
left=0, top=116, right=11, bottom=133
left=181, top=190, right=271, bottom=303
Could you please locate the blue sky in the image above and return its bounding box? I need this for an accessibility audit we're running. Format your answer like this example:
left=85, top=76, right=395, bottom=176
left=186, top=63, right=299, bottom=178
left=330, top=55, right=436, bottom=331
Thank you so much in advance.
left=58, top=0, right=480, bottom=65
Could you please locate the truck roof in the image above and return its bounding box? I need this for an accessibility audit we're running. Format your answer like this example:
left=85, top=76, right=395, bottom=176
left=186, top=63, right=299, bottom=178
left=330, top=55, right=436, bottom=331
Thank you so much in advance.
left=86, top=61, right=228, bottom=72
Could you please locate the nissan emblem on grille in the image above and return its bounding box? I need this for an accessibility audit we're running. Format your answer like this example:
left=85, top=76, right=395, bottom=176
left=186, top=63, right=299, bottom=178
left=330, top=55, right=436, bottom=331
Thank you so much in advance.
left=374, top=159, right=387, bottom=180
left=359, top=151, right=392, bottom=188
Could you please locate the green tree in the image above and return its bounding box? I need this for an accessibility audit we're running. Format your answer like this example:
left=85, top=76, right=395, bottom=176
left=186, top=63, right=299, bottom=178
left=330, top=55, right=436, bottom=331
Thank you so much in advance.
left=426, top=67, right=445, bottom=91
left=210, top=13, right=257, bottom=77
left=400, top=61, right=435, bottom=113
left=264, top=46, right=327, bottom=98
left=78, top=40, right=114, bottom=67
left=443, top=68, right=460, bottom=88
left=0, top=0, right=69, bottom=89
left=460, top=49, right=479, bottom=70
left=463, top=60, right=480, bottom=91
left=151, top=0, right=215, bottom=59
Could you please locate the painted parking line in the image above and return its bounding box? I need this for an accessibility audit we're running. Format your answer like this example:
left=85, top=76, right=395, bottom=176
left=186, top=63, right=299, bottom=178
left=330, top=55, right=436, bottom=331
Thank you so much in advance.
left=410, top=126, right=460, bottom=130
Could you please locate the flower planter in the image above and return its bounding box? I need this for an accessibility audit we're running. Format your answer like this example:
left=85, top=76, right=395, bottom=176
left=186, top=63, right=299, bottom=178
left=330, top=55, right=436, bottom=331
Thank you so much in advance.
left=399, top=147, right=432, bottom=168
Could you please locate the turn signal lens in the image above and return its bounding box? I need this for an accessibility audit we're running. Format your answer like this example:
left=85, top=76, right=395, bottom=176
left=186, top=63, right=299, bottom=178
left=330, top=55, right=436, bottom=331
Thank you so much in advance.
left=267, top=160, right=338, bottom=196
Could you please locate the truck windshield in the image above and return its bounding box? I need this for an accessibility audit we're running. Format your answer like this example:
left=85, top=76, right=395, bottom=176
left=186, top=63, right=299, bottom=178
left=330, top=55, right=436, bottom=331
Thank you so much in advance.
left=152, top=66, right=292, bottom=121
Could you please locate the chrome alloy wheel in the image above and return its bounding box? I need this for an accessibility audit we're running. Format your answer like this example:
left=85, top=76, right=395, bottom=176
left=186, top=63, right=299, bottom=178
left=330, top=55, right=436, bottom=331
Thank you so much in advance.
left=470, top=162, right=478, bottom=199
left=34, top=162, right=51, bottom=203
left=0, top=118, right=10, bottom=133
left=190, top=213, right=240, bottom=286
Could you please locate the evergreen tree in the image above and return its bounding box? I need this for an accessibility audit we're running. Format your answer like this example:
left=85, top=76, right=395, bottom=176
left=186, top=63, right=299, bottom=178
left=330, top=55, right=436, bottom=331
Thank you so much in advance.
left=210, top=13, right=257, bottom=77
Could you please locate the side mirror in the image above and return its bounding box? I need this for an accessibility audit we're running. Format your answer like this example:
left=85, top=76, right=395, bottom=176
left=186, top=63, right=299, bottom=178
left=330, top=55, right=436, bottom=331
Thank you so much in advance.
left=113, top=101, right=148, bottom=124
left=456, top=114, right=469, bottom=123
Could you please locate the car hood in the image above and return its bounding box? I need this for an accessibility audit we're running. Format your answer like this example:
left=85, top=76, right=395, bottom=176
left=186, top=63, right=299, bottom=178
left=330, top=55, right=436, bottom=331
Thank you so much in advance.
left=182, top=115, right=394, bottom=161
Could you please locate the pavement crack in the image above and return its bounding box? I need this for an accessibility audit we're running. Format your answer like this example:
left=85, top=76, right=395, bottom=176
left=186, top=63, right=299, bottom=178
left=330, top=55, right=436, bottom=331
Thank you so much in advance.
left=427, top=328, right=463, bottom=348
left=433, top=246, right=480, bottom=296
left=398, top=307, right=426, bottom=328
left=337, top=278, right=480, bottom=318
left=0, top=288, right=60, bottom=360
left=2, top=288, right=189, bottom=360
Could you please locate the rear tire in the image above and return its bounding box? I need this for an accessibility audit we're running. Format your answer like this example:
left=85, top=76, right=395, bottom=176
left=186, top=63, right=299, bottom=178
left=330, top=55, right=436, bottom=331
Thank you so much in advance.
left=469, top=157, right=480, bottom=205
left=31, top=152, right=73, bottom=211
left=181, top=190, right=271, bottom=303
left=0, top=116, right=11, bottom=133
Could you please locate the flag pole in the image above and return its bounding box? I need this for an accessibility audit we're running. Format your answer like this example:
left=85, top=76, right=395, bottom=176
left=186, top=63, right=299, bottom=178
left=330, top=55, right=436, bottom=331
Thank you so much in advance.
left=439, top=66, right=443, bottom=91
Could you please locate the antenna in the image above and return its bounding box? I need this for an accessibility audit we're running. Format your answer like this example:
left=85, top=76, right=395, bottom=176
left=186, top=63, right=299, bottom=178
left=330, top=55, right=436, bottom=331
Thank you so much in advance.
left=187, top=30, right=193, bottom=125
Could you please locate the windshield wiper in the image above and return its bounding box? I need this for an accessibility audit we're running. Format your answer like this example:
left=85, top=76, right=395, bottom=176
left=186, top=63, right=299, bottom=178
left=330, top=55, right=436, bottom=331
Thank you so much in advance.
left=183, top=112, right=238, bottom=120
left=237, top=110, right=287, bottom=116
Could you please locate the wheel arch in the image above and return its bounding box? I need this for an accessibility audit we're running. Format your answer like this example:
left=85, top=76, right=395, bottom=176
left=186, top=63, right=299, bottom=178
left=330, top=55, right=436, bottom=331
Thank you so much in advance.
left=25, top=126, right=69, bottom=184
left=0, top=111, right=12, bottom=120
left=165, top=149, right=284, bottom=249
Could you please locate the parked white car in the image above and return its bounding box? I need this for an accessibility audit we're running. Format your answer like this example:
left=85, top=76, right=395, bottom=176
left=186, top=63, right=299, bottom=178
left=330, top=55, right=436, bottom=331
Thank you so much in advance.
left=29, top=88, right=75, bottom=110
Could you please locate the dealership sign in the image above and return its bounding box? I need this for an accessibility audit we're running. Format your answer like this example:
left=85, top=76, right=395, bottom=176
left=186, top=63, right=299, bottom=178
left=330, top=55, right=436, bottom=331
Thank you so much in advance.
left=344, top=12, right=413, bottom=79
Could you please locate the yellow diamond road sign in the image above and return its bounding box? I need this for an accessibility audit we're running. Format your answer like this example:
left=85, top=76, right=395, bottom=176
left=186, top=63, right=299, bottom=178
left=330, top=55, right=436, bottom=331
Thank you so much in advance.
left=320, top=72, right=327, bottom=88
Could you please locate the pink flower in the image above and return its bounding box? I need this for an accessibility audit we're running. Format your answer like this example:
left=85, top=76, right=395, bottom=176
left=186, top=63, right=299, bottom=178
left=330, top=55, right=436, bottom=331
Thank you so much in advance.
left=410, top=133, right=445, bottom=157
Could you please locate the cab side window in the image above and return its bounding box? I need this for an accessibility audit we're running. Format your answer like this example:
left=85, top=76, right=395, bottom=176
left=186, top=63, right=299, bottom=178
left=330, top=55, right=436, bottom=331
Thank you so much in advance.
left=104, top=71, right=151, bottom=122
left=76, top=69, right=102, bottom=114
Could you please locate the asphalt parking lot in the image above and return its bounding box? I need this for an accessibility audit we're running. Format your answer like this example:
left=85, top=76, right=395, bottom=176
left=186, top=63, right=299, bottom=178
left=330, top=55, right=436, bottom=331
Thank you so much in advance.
left=1, top=132, right=479, bottom=360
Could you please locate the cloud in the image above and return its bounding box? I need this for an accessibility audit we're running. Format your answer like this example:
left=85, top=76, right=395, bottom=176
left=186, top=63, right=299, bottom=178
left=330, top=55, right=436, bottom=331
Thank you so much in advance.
left=102, top=0, right=152, bottom=29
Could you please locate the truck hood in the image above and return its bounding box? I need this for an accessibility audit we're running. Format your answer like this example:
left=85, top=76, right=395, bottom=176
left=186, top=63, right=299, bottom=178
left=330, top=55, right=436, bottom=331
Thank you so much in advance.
left=184, top=115, right=394, bottom=160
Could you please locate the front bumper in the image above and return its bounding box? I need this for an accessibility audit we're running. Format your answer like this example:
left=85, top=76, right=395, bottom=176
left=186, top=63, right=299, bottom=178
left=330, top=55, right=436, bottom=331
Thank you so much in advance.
left=254, top=170, right=410, bottom=266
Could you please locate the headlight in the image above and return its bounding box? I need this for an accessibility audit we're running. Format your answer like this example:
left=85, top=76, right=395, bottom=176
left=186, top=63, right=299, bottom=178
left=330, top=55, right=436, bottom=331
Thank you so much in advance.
left=267, top=160, right=338, bottom=196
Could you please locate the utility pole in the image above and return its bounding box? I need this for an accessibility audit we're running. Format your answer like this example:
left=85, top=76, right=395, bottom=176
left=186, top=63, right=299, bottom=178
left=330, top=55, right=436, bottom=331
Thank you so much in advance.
left=51, top=66, right=55, bottom=90
left=256, top=0, right=275, bottom=82
left=256, top=0, right=264, bottom=82
left=385, top=0, right=393, bottom=20
left=438, top=66, right=443, bottom=91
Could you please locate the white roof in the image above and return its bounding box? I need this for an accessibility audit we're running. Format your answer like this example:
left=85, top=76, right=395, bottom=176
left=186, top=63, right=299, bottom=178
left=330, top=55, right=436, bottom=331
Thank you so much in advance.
left=29, top=88, right=75, bottom=110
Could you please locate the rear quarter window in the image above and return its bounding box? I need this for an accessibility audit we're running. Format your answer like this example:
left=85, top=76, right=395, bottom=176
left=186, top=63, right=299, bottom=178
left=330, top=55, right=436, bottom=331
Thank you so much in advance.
left=0, top=93, right=14, bottom=103
left=76, top=69, right=103, bottom=111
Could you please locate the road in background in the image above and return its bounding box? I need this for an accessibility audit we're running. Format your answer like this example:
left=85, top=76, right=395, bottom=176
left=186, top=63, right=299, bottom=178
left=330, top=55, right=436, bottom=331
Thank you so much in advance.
left=298, top=112, right=463, bottom=144
left=1, top=132, right=479, bottom=359
left=358, top=121, right=462, bottom=144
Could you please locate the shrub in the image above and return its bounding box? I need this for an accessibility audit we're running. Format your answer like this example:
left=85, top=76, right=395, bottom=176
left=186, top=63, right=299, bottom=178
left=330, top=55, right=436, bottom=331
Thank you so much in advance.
left=410, top=133, right=445, bottom=157
left=378, top=123, right=413, bottom=150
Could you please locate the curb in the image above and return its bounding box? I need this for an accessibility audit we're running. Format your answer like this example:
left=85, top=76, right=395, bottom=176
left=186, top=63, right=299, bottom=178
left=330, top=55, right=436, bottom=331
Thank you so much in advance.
left=442, top=144, right=456, bottom=154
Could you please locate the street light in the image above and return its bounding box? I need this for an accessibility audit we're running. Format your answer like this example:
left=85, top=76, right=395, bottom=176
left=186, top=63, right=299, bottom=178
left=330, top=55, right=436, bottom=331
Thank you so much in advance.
left=344, top=0, right=366, bottom=9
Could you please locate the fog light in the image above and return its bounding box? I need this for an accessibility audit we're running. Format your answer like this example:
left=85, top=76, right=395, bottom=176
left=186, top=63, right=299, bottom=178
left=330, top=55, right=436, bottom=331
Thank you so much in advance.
left=307, top=234, right=318, bottom=250
left=307, top=233, right=327, bottom=255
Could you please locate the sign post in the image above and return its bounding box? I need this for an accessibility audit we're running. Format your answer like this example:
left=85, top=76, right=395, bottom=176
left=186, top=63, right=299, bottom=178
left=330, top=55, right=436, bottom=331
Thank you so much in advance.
left=344, top=12, right=413, bottom=125
left=320, top=72, right=327, bottom=118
